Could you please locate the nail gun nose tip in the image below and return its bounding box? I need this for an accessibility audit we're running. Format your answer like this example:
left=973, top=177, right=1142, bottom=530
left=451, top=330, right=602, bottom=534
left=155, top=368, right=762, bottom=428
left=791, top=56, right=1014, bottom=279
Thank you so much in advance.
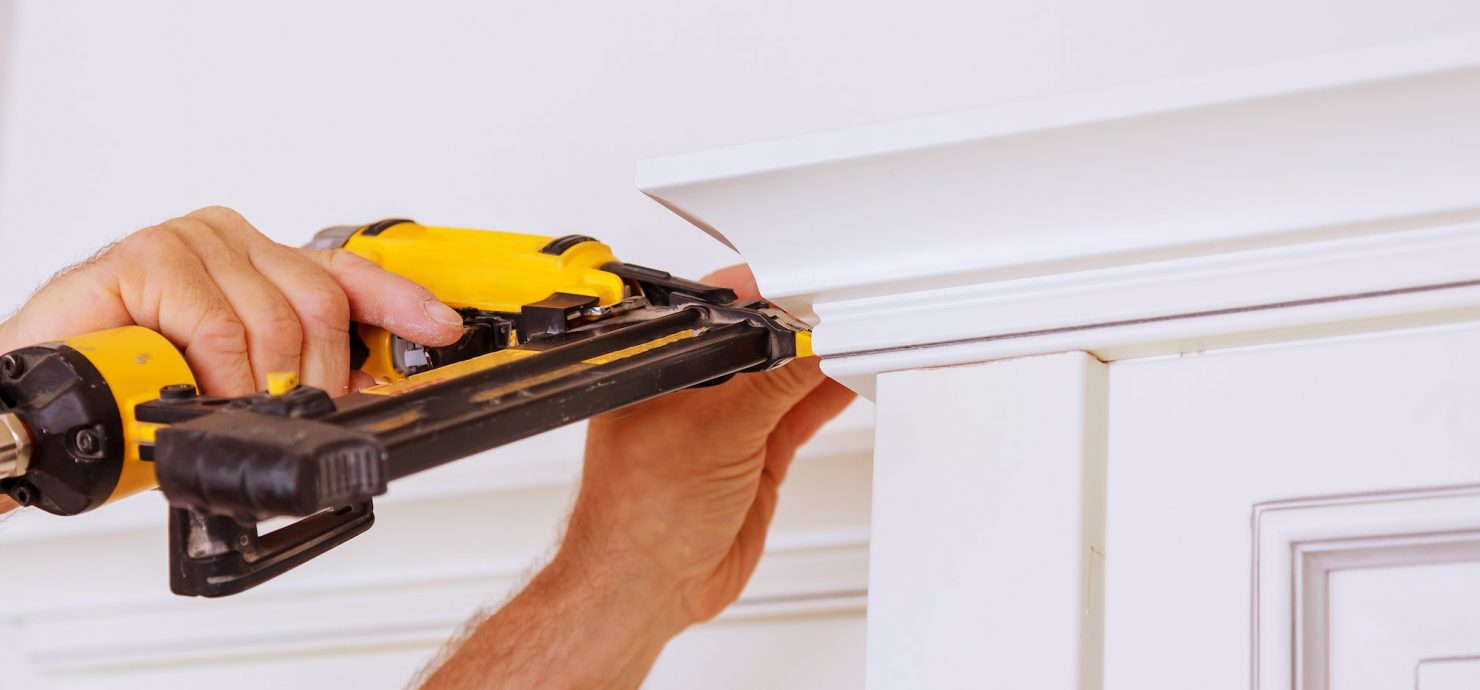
left=795, top=331, right=814, bottom=358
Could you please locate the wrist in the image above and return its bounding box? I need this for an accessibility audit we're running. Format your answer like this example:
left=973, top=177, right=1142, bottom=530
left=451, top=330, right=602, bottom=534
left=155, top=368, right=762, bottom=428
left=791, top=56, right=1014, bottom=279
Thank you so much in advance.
left=423, top=518, right=692, bottom=690
left=553, top=512, right=692, bottom=642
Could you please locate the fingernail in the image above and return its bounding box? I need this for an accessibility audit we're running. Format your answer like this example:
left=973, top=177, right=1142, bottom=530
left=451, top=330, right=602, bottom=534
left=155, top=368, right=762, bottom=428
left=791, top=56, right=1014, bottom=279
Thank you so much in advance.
left=423, top=299, right=464, bottom=327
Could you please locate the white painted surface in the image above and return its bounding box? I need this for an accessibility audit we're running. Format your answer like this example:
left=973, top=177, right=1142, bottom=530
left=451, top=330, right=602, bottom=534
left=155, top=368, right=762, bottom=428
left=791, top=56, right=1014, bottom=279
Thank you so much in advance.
left=854, top=305, right=1480, bottom=690
left=634, top=10, right=1480, bottom=689
left=640, top=32, right=1480, bottom=396
left=869, top=353, right=1106, bottom=690
left=1254, top=489, right=1480, bottom=688
left=643, top=35, right=1480, bottom=307
left=1417, top=658, right=1480, bottom=689
left=1327, top=562, right=1480, bottom=690
left=1105, top=324, right=1480, bottom=689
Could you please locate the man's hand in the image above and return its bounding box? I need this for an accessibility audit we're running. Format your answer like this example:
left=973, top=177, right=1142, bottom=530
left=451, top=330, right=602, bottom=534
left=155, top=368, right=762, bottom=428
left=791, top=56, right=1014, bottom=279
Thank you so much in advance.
left=0, top=206, right=465, bottom=397
left=422, top=265, right=855, bottom=690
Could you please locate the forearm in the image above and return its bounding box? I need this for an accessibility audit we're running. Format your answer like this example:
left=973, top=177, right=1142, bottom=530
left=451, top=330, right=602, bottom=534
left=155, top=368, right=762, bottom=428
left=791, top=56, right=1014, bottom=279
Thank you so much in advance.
left=420, top=539, right=688, bottom=689
left=0, top=496, right=17, bottom=516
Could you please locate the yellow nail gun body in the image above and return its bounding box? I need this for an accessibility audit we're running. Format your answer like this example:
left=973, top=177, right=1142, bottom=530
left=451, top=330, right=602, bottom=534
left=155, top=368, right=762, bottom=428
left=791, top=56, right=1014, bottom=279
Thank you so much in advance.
left=0, top=220, right=808, bottom=596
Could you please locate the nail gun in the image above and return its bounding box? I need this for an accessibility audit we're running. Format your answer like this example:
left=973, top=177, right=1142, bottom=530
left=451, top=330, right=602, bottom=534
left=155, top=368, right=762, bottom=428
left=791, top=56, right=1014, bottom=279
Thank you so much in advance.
left=0, top=219, right=810, bottom=597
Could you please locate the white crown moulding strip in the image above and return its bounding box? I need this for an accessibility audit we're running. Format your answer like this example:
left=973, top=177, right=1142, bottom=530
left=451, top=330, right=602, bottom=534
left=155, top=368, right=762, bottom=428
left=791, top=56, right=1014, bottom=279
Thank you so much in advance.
left=638, top=32, right=1480, bottom=396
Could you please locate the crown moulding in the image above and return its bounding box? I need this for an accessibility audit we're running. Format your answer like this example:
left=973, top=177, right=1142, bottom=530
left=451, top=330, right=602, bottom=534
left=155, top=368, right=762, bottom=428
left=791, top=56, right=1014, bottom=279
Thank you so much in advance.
left=638, top=33, right=1480, bottom=397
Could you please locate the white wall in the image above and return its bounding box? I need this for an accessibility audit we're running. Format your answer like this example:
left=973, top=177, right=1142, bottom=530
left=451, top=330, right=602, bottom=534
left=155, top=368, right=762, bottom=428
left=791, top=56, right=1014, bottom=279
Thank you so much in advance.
left=5, top=0, right=1479, bottom=302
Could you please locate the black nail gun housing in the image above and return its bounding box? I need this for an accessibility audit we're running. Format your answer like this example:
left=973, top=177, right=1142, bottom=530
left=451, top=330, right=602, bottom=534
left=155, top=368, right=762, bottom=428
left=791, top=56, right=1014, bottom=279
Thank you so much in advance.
left=154, top=409, right=386, bottom=522
left=148, top=301, right=805, bottom=597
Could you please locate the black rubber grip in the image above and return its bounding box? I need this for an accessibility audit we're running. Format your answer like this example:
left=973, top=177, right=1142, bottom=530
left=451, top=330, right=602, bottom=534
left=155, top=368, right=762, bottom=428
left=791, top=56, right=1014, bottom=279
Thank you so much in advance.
left=156, top=411, right=387, bottom=522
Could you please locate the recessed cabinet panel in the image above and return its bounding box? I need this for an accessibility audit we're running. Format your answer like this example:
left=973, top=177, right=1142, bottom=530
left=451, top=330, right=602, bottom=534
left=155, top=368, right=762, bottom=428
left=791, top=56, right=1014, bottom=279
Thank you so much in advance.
left=1104, top=322, right=1480, bottom=689
left=1255, top=492, right=1480, bottom=689
left=1418, top=658, right=1480, bottom=688
left=1328, top=559, right=1480, bottom=689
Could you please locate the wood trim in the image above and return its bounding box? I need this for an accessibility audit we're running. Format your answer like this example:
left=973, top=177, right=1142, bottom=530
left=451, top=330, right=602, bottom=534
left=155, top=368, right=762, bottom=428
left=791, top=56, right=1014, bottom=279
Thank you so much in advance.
left=821, top=221, right=1480, bottom=390
left=1253, top=487, right=1480, bottom=690
left=1415, top=656, right=1480, bottom=689
left=639, top=32, right=1480, bottom=395
left=1297, top=533, right=1480, bottom=690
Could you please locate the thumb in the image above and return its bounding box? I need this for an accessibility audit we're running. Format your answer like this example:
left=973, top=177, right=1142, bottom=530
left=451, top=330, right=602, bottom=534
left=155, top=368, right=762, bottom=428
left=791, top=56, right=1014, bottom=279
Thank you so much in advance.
left=694, top=263, right=829, bottom=435
left=702, top=264, right=761, bottom=303
left=735, top=356, right=829, bottom=413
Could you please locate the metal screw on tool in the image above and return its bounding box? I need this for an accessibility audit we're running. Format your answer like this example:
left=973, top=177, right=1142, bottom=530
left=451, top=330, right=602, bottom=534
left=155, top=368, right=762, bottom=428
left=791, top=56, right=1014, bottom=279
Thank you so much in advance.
left=159, top=383, right=198, bottom=402
left=0, top=354, right=22, bottom=379
left=73, top=428, right=102, bottom=457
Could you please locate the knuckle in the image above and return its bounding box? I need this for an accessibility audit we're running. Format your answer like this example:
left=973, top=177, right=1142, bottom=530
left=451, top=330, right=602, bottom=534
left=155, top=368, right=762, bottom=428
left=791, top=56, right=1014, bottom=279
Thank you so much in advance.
left=187, top=206, right=263, bottom=241
left=160, top=216, right=216, bottom=242
left=163, top=216, right=246, bottom=262
left=116, top=224, right=171, bottom=250
left=188, top=205, right=248, bottom=226
left=296, top=285, right=351, bottom=332
left=164, top=217, right=243, bottom=260
left=111, top=225, right=187, bottom=262
left=323, top=247, right=372, bottom=271
left=320, top=247, right=346, bottom=270
left=192, top=315, right=249, bottom=356
left=254, top=312, right=305, bottom=359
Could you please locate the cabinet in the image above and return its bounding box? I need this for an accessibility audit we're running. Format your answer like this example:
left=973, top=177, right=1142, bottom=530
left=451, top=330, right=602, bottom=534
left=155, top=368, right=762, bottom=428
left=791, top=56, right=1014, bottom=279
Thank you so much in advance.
left=640, top=33, right=1480, bottom=689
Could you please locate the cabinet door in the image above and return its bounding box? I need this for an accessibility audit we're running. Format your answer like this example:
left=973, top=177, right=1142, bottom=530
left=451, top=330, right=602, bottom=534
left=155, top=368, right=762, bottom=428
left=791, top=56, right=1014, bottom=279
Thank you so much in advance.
left=1105, top=323, right=1480, bottom=689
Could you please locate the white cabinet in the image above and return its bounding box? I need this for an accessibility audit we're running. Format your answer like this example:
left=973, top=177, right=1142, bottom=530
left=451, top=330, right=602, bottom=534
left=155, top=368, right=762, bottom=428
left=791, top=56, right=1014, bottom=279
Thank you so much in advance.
left=1115, top=325, right=1480, bottom=689
left=641, top=30, right=1480, bottom=689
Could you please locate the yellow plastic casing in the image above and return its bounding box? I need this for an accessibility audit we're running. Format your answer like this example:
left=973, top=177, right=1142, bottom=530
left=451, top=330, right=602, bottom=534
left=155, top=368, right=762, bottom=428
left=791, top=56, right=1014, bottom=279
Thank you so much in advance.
left=342, top=222, right=627, bottom=382
left=794, top=331, right=814, bottom=358
left=356, top=324, right=401, bottom=384
left=61, top=326, right=196, bottom=504
left=342, top=223, right=625, bottom=314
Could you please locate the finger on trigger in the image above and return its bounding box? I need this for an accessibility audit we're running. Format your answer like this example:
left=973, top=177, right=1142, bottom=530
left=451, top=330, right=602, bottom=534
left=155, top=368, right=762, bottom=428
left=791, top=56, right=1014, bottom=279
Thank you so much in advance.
left=300, top=248, right=464, bottom=347
left=349, top=370, right=376, bottom=393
